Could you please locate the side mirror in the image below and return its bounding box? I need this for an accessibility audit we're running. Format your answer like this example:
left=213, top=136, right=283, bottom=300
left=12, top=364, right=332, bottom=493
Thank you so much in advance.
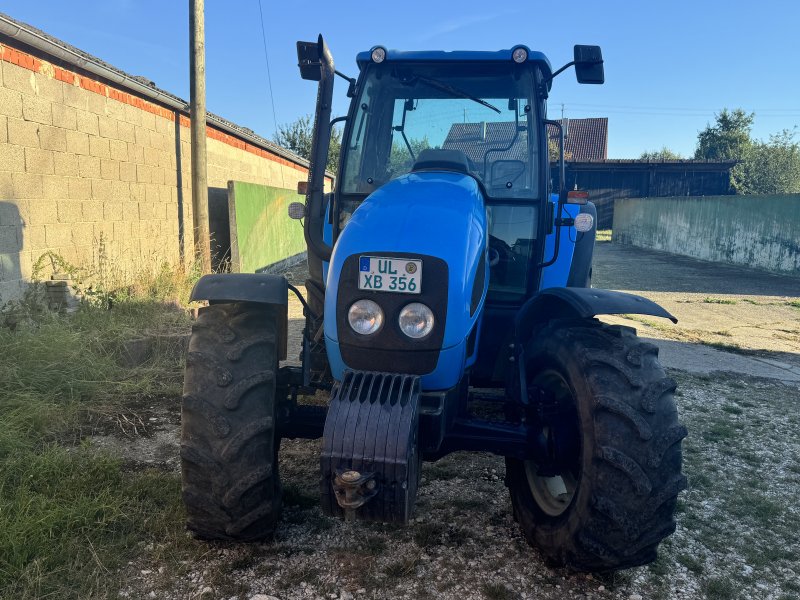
left=574, top=45, right=604, bottom=84
left=297, top=41, right=321, bottom=81
left=288, top=202, right=306, bottom=220
left=296, top=35, right=334, bottom=81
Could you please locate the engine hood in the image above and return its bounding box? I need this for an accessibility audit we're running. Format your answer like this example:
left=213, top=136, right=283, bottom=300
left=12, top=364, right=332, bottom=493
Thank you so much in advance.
left=324, top=171, right=488, bottom=352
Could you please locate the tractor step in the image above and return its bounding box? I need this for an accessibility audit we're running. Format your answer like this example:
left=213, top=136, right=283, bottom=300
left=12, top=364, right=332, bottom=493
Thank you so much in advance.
left=321, top=370, right=421, bottom=524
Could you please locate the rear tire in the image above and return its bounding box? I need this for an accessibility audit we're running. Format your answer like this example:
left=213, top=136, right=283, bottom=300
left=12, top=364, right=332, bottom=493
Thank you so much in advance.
left=181, top=302, right=282, bottom=540
left=506, top=319, right=687, bottom=571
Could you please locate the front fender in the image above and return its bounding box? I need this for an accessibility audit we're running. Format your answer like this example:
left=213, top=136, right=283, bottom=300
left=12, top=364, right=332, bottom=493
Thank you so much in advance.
left=515, top=287, right=676, bottom=341
left=190, top=273, right=288, bottom=359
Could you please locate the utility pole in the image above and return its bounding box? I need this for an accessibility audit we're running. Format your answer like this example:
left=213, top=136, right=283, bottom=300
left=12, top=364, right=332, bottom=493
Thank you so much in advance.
left=189, top=0, right=211, bottom=271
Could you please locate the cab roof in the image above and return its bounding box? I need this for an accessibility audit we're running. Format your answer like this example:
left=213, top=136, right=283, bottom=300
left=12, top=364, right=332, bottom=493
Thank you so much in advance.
left=355, top=46, right=553, bottom=81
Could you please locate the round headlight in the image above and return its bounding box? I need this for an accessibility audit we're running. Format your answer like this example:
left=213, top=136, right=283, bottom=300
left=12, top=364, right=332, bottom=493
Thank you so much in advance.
left=371, top=47, right=386, bottom=63
left=512, top=47, right=528, bottom=63
left=399, top=303, right=434, bottom=339
left=348, top=299, right=384, bottom=335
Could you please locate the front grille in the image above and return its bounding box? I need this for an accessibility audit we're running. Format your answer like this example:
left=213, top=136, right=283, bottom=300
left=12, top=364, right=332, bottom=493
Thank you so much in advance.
left=336, top=252, right=448, bottom=375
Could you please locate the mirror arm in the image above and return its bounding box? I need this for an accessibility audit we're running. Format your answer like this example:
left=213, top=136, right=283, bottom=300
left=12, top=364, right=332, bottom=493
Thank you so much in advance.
left=538, top=120, right=567, bottom=269
left=544, top=60, right=576, bottom=84
left=335, top=70, right=357, bottom=97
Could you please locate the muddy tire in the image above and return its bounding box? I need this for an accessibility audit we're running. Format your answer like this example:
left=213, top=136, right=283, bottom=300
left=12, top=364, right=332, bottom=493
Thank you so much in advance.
left=506, top=319, right=687, bottom=571
left=181, top=302, right=282, bottom=540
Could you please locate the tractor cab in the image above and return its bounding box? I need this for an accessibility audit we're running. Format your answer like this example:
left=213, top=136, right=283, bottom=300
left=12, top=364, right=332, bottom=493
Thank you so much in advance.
left=337, top=49, right=546, bottom=304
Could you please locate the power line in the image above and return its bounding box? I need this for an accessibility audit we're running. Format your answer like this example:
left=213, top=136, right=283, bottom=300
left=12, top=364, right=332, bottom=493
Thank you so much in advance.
left=257, top=0, right=279, bottom=134
left=257, top=0, right=285, bottom=189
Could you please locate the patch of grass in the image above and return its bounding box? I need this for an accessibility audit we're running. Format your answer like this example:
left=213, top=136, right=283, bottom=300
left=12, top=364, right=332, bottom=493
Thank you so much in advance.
left=676, top=553, right=704, bottom=574
left=361, top=535, right=387, bottom=556
left=451, top=497, right=484, bottom=511
left=788, top=300, right=800, bottom=309
left=647, top=554, right=670, bottom=577
left=0, top=265, right=196, bottom=599
left=702, top=420, right=739, bottom=443
left=703, top=341, right=747, bottom=354
left=0, top=449, right=188, bottom=599
left=230, top=556, right=257, bottom=571
left=277, top=564, right=320, bottom=589
left=688, top=472, right=712, bottom=490
left=703, top=297, right=738, bottom=305
left=702, top=576, right=739, bottom=599
left=722, top=404, right=744, bottom=415
left=413, top=522, right=446, bottom=548
left=726, top=489, right=783, bottom=526
left=481, top=582, right=518, bottom=600
left=424, top=460, right=463, bottom=481
left=383, top=554, right=421, bottom=578
left=742, top=541, right=795, bottom=569
left=447, top=525, right=473, bottom=545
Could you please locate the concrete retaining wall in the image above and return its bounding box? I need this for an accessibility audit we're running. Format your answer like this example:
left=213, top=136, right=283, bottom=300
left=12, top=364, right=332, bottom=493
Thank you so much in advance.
left=612, top=195, right=800, bottom=276
left=0, top=36, right=322, bottom=303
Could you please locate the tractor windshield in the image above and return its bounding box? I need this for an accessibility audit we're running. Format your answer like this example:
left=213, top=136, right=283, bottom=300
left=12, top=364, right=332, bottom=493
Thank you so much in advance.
left=342, top=62, right=539, bottom=199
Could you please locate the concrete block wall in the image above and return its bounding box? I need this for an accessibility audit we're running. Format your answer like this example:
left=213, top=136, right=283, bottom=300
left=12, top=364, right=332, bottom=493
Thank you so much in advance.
left=0, top=40, right=317, bottom=303
left=612, top=195, right=800, bottom=276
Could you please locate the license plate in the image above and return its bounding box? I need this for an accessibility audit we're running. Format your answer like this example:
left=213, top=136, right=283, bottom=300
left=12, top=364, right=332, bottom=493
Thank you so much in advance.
left=358, top=256, right=422, bottom=294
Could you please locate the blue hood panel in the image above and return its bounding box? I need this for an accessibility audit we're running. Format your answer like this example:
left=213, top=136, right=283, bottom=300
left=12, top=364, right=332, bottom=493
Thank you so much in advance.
left=324, top=172, right=489, bottom=387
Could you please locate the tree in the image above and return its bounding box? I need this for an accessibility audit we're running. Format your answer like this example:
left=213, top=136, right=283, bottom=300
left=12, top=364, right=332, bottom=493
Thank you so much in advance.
left=548, top=136, right=572, bottom=162
left=694, top=108, right=754, bottom=161
left=273, top=115, right=341, bottom=173
left=733, top=129, right=800, bottom=195
left=640, top=147, right=683, bottom=160
left=388, top=136, right=432, bottom=175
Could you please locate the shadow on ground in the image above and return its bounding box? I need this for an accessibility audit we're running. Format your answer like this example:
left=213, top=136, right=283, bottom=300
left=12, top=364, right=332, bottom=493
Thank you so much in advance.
left=594, top=241, right=800, bottom=296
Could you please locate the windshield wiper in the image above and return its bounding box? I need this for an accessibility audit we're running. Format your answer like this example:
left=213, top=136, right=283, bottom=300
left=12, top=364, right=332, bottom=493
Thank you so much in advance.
left=413, top=75, right=501, bottom=114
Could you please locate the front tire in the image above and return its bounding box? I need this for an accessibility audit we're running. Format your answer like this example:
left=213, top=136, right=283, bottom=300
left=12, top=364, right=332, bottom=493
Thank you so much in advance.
left=181, top=302, right=282, bottom=540
left=506, top=319, right=687, bottom=571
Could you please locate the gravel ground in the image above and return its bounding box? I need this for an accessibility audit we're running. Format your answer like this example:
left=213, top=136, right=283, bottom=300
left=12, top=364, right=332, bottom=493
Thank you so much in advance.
left=108, top=244, right=800, bottom=600
left=110, top=369, right=800, bottom=600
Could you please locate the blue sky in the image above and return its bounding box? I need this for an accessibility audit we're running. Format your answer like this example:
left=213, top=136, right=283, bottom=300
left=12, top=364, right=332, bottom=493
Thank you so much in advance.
left=2, top=0, right=799, bottom=158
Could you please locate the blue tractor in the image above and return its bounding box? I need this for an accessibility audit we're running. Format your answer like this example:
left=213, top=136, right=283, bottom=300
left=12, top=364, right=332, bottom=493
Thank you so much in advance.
left=181, top=37, right=687, bottom=571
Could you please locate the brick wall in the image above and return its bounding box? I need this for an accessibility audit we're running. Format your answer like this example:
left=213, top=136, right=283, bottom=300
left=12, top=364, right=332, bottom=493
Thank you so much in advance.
left=0, top=40, right=317, bottom=303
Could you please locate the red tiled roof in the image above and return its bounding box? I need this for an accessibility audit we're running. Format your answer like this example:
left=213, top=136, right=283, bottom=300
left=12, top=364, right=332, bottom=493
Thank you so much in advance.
left=548, top=118, right=608, bottom=161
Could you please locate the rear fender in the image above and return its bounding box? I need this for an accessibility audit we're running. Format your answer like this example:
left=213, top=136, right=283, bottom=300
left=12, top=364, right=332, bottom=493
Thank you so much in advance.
left=515, top=287, right=677, bottom=343
left=510, top=287, right=676, bottom=404
left=190, top=273, right=289, bottom=359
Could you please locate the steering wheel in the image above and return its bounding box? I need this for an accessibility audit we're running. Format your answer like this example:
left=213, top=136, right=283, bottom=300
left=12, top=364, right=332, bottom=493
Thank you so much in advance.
left=488, top=235, right=516, bottom=268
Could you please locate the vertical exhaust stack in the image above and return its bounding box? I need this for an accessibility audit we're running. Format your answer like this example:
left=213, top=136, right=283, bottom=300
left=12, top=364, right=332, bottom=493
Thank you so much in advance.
left=296, top=36, right=336, bottom=386
left=297, top=36, right=335, bottom=291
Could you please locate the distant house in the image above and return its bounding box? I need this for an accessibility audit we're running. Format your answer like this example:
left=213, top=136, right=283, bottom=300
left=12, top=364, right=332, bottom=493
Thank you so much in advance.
left=440, top=117, right=609, bottom=163
left=547, top=118, right=608, bottom=161
left=442, top=122, right=529, bottom=164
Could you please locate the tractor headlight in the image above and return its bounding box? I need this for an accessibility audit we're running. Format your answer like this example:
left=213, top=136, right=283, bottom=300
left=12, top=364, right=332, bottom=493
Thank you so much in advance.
left=348, top=300, right=384, bottom=335
left=371, top=47, right=386, bottom=63
left=399, top=303, right=434, bottom=339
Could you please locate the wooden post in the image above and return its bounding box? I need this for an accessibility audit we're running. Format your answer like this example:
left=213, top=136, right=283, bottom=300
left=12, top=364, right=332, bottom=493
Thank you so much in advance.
left=189, top=0, right=211, bottom=271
